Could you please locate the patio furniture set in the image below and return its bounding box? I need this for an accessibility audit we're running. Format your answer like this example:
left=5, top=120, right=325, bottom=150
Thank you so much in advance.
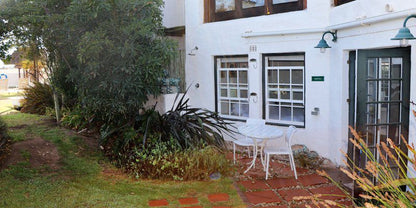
left=233, top=118, right=298, bottom=180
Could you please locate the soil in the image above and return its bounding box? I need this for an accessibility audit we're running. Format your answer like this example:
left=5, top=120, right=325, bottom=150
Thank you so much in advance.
left=0, top=137, right=61, bottom=170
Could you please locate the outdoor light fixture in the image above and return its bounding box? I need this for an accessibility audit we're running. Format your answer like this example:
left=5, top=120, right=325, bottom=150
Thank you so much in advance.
left=315, top=31, right=337, bottom=53
left=391, top=14, right=416, bottom=47
left=188, top=46, right=198, bottom=56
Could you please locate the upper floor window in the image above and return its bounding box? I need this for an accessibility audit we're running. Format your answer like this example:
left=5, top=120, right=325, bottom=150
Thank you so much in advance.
left=205, top=0, right=306, bottom=23
left=334, top=0, right=354, bottom=6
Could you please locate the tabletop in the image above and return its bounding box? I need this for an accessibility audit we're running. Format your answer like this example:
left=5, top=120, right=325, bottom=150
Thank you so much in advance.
left=238, top=124, right=283, bottom=140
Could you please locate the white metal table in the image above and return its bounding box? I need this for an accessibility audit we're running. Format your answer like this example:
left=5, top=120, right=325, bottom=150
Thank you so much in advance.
left=238, top=124, right=284, bottom=173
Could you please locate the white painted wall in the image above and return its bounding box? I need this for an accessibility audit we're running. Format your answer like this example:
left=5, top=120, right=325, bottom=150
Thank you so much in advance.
left=182, top=0, right=416, bottom=165
left=163, top=0, right=185, bottom=28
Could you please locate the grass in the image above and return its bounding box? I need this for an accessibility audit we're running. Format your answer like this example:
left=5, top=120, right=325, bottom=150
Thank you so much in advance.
left=0, top=112, right=245, bottom=207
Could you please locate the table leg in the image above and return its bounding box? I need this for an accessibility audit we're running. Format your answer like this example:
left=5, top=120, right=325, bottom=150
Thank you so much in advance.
left=244, top=139, right=258, bottom=174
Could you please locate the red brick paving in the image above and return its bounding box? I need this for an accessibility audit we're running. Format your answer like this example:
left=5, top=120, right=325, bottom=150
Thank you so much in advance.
left=208, top=193, right=230, bottom=202
left=244, top=190, right=282, bottom=204
left=308, top=185, right=347, bottom=201
left=278, top=188, right=312, bottom=202
left=178, top=197, right=199, bottom=205
left=266, top=177, right=297, bottom=189
left=239, top=180, right=269, bottom=190
left=148, top=199, right=169, bottom=207
left=298, top=174, right=328, bottom=186
left=183, top=206, right=202, bottom=208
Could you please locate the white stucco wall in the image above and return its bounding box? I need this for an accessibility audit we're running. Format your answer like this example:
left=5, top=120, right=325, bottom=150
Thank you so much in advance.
left=163, top=0, right=185, bottom=28
left=183, top=0, right=416, bottom=165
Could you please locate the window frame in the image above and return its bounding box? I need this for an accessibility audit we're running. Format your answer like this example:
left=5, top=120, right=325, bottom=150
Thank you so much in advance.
left=205, top=0, right=306, bottom=23
left=334, top=0, right=354, bottom=6
left=214, top=55, right=250, bottom=121
left=262, top=53, right=306, bottom=128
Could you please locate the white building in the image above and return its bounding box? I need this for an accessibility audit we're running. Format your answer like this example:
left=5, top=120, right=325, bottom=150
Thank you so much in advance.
left=163, top=0, right=416, bottom=170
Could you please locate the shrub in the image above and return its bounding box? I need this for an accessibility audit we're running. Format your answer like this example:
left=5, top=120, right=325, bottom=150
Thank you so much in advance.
left=0, top=117, right=11, bottom=164
left=20, top=82, right=54, bottom=115
left=122, top=136, right=233, bottom=180
left=314, top=122, right=416, bottom=207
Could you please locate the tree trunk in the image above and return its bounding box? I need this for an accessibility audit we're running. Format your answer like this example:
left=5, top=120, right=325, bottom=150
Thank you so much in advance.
left=53, top=88, right=61, bottom=124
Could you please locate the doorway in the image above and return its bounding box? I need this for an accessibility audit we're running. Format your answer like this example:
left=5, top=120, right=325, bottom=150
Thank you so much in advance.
left=348, top=47, right=411, bottom=180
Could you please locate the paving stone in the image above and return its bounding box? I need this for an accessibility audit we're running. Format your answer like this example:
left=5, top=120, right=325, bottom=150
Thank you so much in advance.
left=263, top=205, right=287, bottom=208
left=183, top=206, right=203, bottom=208
left=266, top=178, right=298, bottom=189
left=244, top=190, right=281, bottom=205
left=208, top=193, right=229, bottom=202
left=178, top=197, right=199, bottom=205
left=278, top=188, right=311, bottom=202
left=239, top=180, right=269, bottom=190
left=308, top=185, right=347, bottom=201
left=212, top=206, right=231, bottom=208
left=148, top=199, right=169, bottom=207
left=298, top=174, right=328, bottom=187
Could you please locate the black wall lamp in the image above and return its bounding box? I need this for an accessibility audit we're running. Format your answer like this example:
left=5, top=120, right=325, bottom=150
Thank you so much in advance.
left=315, top=31, right=337, bottom=53
left=391, top=14, right=416, bottom=46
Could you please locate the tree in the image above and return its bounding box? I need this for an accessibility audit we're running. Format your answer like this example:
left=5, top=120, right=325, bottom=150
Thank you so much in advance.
left=0, top=0, right=175, bottom=129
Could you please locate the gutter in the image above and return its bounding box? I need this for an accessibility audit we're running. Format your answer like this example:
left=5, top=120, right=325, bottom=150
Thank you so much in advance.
left=242, top=9, right=416, bottom=38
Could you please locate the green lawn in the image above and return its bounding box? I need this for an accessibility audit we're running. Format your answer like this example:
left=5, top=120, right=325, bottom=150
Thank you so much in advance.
left=0, top=113, right=245, bottom=207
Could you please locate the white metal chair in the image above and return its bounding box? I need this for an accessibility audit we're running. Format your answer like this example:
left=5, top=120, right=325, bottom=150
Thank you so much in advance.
left=233, top=118, right=266, bottom=164
left=264, top=125, right=297, bottom=180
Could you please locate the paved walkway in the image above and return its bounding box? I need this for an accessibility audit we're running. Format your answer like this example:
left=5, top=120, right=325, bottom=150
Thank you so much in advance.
left=147, top=152, right=353, bottom=208
left=233, top=154, right=353, bottom=207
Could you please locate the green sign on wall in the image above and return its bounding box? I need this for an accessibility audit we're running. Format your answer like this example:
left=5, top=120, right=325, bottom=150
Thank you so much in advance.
left=312, top=76, right=324, bottom=82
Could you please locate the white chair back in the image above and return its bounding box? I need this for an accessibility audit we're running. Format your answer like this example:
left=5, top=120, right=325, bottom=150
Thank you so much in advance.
left=246, top=118, right=265, bottom=126
left=285, top=125, right=297, bottom=146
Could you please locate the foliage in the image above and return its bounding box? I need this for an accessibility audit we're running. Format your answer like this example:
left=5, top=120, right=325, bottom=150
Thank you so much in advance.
left=121, top=136, right=234, bottom=180
left=294, top=150, right=324, bottom=169
left=72, top=0, right=175, bottom=127
left=0, top=117, right=11, bottom=163
left=20, top=82, right=54, bottom=115
left=0, top=0, right=175, bottom=127
left=0, top=112, right=244, bottom=207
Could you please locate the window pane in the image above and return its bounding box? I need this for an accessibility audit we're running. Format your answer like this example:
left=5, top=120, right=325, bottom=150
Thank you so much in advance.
left=380, top=58, right=390, bottom=79
left=220, top=71, right=227, bottom=83
left=240, top=102, right=249, bottom=117
left=292, top=69, right=303, bottom=84
left=220, top=89, right=227, bottom=97
left=239, top=71, right=248, bottom=84
left=229, top=71, right=237, bottom=83
left=279, top=70, right=290, bottom=83
left=269, top=105, right=279, bottom=120
left=273, top=0, right=297, bottom=4
left=281, top=107, right=291, bottom=121
left=268, top=70, right=278, bottom=83
left=280, top=91, right=290, bottom=100
left=391, top=58, right=402, bottom=79
left=293, top=92, right=303, bottom=100
left=367, top=58, right=377, bottom=79
left=230, top=102, right=239, bottom=116
left=240, top=90, right=248, bottom=98
left=230, top=89, right=237, bottom=97
left=242, top=0, right=265, bottom=9
left=293, top=108, right=304, bottom=122
left=221, top=101, right=229, bottom=115
left=269, top=90, right=278, bottom=99
left=390, top=80, right=401, bottom=101
left=389, top=103, right=400, bottom=123
left=216, top=0, right=235, bottom=12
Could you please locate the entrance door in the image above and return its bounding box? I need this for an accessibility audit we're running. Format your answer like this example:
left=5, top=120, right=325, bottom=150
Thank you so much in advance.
left=351, top=47, right=410, bottom=180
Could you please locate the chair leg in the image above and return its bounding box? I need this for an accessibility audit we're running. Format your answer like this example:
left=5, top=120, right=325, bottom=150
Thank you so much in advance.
left=233, top=143, right=236, bottom=164
left=290, top=153, right=297, bottom=179
left=288, top=154, right=293, bottom=171
left=265, top=153, right=270, bottom=180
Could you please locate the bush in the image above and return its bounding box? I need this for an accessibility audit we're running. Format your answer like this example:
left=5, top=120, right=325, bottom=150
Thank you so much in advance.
left=122, top=136, right=233, bottom=180
left=20, top=82, right=54, bottom=115
left=0, top=117, right=11, bottom=164
left=98, top=92, right=236, bottom=180
left=315, top=123, right=416, bottom=207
